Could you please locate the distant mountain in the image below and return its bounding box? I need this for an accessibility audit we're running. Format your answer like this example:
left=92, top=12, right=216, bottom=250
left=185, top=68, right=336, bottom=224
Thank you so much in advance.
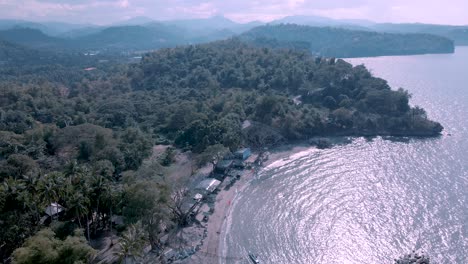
left=1, top=16, right=462, bottom=56
left=272, top=15, right=343, bottom=26
left=38, top=21, right=95, bottom=36
left=444, top=28, right=468, bottom=45
left=72, top=24, right=188, bottom=51
left=268, top=16, right=468, bottom=46
left=114, top=16, right=155, bottom=26
left=0, top=28, right=65, bottom=49
left=59, top=26, right=104, bottom=39
left=0, top=39, right=73, bottom=66
left=0, top=40, right=39, bottom=64
left=162, top=16, right=238, bottom=31
left=0, top=19, right=93, bottom=36
left=0, top=19, right=49, bottom=32
left=271, top=15, right=373, bottom=31
left=240, top=24, right=455, bottom=58
left=370, top=23, right=468, bottom=45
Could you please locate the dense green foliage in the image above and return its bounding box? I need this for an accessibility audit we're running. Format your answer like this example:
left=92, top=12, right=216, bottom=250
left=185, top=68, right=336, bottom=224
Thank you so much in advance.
left=241, top=24, right=455, bottom=57
left=132, top=39, right=442, bottom=141
left=12, top=228, right=95, bottom=264
left=0, top=38, right=442, bottom=262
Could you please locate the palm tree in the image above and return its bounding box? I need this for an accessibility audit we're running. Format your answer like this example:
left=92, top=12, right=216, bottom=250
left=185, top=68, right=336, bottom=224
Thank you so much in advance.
left=37, top=172, right=66, bottom=221
left=116, top=222, right=147, bottom=264
left=2, top=177, right=25, bottom=197
left=19, top=172, right=41, bottom=221
left=1, top=177, right=26, bottom=212
left=90, top=173, right=110, bottom=232
left=66, top=189, right=91, bottom=239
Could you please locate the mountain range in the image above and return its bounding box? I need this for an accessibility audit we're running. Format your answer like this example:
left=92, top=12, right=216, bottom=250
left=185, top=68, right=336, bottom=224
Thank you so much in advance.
left=1, top=15, right=467, bottom=44
left=0, top=15, right=464, bottom=57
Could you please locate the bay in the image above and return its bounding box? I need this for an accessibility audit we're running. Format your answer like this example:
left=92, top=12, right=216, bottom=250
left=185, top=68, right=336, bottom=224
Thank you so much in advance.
left=221, top=47, right=468, bottom=264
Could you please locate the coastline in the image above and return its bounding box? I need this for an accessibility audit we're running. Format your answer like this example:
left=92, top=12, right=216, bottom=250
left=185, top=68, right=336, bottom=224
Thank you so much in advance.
left=170, top=135, right=445, bottom=263
left=185, top=142, right=313, bottom=264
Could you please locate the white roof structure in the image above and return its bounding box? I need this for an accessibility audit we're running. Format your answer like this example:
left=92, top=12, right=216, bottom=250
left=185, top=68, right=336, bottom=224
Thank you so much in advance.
left=196, top=179, right=221, bottom=193
left=45, top=203, right=65, bottom=216
left=193, top=193, right=203, bottom=200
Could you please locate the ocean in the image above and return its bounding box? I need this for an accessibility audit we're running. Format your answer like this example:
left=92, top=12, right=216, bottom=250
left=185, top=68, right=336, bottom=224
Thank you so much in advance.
left=221, top=47, right=468, bottom=263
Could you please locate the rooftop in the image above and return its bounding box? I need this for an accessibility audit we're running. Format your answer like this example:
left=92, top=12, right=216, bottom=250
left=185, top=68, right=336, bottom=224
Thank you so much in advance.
left=196, top=178, right=221, bottom=193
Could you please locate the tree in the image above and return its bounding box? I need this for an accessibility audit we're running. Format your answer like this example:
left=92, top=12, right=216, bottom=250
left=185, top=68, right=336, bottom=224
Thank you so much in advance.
left=116, top=222, right=147, bottom=264
left=254, top=95, right=280, bottom=124
left=122, top=180, right=171, bottom=253
left=37, top=172, right=65, bottom=207
left=65, top=190, right=90, bottom=231
left=195, top=144, right=229, bottom=168
left=11, top=228, right=95, bottom=264
left=119, top=128, right=152, bottom=170
left=4, top=154, right=39, bottom=179
left=167, top=185, right=191, bottom=228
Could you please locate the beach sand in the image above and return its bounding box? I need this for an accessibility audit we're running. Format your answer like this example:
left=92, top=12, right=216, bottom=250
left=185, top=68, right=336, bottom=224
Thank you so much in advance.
left=185, top=143, right=313, bottom=264
left=186, top=169, right=255, bottom=264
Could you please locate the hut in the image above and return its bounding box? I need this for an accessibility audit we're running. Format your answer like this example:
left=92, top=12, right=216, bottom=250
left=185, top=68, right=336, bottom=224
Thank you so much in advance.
left=195, top=179, right=221, bottom=194
left=40, top=203, right=65, bottom=224
left=235, top=148, right=251, bottom=160
left=45, top=202, right=65, bottom=217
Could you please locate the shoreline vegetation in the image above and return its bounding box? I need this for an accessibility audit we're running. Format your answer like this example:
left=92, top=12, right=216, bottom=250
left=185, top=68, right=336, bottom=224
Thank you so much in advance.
left=0, top=37, right=443, bottom=263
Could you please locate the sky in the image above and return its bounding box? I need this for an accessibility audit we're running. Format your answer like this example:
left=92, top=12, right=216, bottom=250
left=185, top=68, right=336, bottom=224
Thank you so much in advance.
left=1, top=0, right=467, bottom=25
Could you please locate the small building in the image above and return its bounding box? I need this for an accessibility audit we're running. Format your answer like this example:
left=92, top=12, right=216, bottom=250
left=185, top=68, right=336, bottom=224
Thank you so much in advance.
left=215, top=160, right=233, bottom=174
left=196, top=179, right=221, bottom=194
left=40, top=203, right=65, bottom=224
left=235, top=148, right=251, bottom=160
left=45, top=202, right=65, bottom=217
left=242, top=120, right=252, bottom=130
left=193, top=193, right=203, bottom=201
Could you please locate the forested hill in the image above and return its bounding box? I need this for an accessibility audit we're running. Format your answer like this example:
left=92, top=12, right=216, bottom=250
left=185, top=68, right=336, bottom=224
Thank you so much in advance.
left=131, top=39, right=443, bottom=144
left=0, top=40, right=40, bottom=64
left=0, top=27, right=65, bottom=49
left=0, top=23, right=456, bottom=57
left=371, top=23, right=468, bottom=46
left=240, top=24, right=455, bottom=58
left=71, top=25, right=186, bottom=51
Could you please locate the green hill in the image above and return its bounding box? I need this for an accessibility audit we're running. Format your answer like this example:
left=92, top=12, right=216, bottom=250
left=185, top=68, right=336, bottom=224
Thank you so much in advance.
left=132, top=39, right=443, bottom=142
left=240, top=24, right=455, bottom=58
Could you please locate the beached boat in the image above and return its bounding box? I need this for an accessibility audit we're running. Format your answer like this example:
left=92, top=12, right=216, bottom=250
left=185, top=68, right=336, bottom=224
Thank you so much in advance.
left=248, top=252, right=260, bottom=263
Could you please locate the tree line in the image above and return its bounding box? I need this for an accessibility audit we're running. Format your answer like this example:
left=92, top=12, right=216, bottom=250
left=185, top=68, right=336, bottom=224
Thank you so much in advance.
left=240, top=24, right=455, bottom=57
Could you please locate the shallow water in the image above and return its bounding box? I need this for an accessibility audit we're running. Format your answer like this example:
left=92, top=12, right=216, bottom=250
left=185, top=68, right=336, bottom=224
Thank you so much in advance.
left=221, top=47, right=468, bottom=263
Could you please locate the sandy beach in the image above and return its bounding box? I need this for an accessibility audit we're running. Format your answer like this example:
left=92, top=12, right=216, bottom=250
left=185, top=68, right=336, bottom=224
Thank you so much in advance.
left=185, top=143, right=312, bottom=264
left=186, top=168, right=255, bottom=263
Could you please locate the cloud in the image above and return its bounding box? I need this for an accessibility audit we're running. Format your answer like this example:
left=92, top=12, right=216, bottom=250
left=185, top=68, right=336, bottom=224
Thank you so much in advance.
left=0, top=0, right=467, bottom=25
left=165, top=1, right=219, bottom=18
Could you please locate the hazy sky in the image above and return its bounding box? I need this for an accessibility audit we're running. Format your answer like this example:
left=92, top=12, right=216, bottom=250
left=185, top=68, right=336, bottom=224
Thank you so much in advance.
left=1, top=0, right=467, bottom=25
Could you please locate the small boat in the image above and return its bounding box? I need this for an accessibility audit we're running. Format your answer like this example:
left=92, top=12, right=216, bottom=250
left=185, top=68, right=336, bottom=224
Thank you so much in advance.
left=248, top=252, right=260, bottom=263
